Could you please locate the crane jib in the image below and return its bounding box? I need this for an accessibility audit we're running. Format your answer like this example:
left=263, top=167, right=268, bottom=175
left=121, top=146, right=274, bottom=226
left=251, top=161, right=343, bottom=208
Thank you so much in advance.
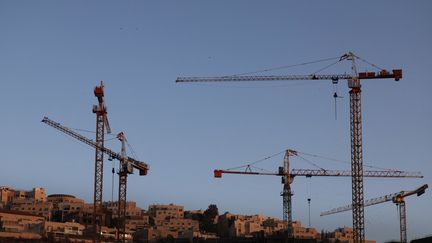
left=176, top=69, right=402, bottom=83
left=41, top=116, right=149, bottom=175
left=321, top=184, right=428, bottom=216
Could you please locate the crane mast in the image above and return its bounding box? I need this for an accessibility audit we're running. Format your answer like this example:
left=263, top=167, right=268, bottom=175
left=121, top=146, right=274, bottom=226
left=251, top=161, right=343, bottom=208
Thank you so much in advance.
left=214, top=149, right=421, bottom=239
left=346, top=53, right=365, bottom=243
left=92, top=81, right=111, bottom=242
left=116, top=132, right=133, bottom=243
left=178, top=52, right=402, bottom=243
left=321, top=184, right=428, bottom=243
left=282, top=150, right=293, bottom=237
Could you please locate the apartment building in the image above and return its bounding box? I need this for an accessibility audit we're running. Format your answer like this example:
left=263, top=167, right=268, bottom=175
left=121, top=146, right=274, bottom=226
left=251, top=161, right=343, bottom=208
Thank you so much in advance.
left=135, top=226, right=179, bottom=242
left=148, top=204, right=199, bottom=231
left=148, top=203, right=184, bottom=225
left=44, top=221, right=85, bottom=237
left=291, top=221, right=320, bottom=240
left=0, top=209, right=44, bottom=239
left=126, top=215, right=149, bottom=231
left=218, top=213, right=285, bottom=237
left=104, top=201, right=149, bottom=232
left=0, top=187, right=14, bottom=208
left=326, top=227, right=376, bottom=243
left=1, top=186, right=47, bottom=208
left=136, top=204, right=199, bottom=242
left=104, top=201, right=144, bottom=218
left=11, top=198, right=53, bottom=220
left=47, top=194, right=85, bottom=222
left=160, top=218, right=199, bottom=232
left=11, top=187, right=47, bottom=202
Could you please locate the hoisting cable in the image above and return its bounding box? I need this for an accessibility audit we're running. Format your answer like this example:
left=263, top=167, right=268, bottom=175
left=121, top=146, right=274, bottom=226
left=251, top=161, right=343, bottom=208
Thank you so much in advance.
left=228, top=56, right=341, bottom=77
left=126, top=139, right=139, bottom=160
left=310, top=58, right=344, bottom=75
left=294, top=150, right=398, bottom=171
left=223, top=147, right=398, bottom=174
left=332, top=80, right=343, bottom=120
left=249, top=165, right=275, bottom=173
left=186, top=56, right=342, bottom=89
left=67, top=126, right=117, bottom=143
left=307, top=57, right=345, bottom=120
left=225, top=150, right=286, bottom=171
left=307, top=177, right=312, bottom=227
left=296, top=154, right=326, bottom=171
left=69, top=126, right=117, bottom=136
left=111, top=161, right=115, bottom=202
left=352, top=54, right=385, bottom=71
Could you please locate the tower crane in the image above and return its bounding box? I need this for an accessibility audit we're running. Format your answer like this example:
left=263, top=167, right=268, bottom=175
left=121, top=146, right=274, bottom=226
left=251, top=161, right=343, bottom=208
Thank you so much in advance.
left=41, top=117, right=149, bottom=242
left=321, top=184, right=428, bottom=243
left=177, top=52, right=403, bottom=243
left=92, top=81, right=111, bottom=241
left=116, top=132, right=136, bottom=243
left=214, top=149, right=422, bottom=239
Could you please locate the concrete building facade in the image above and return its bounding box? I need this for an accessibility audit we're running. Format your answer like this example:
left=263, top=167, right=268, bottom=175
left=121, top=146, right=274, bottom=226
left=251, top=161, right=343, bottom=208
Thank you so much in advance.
left=218, top=213, right=285, bottom=238
left=0, top=209, right=44, bottom=239
left=291, top=221, right=320, bottom=240
left=325, top=227, right=376, bottom=243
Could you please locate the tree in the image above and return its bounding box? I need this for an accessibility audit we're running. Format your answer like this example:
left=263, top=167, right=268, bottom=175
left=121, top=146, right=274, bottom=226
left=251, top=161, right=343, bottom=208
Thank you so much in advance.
left=205, top=204, right=219, bottom=219
left=200, top=204, right=219, bottom=233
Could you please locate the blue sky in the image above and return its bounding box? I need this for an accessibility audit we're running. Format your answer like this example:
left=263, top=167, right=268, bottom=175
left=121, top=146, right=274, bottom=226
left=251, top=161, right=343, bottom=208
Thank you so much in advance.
left=1, top=1, right=431, bottom=242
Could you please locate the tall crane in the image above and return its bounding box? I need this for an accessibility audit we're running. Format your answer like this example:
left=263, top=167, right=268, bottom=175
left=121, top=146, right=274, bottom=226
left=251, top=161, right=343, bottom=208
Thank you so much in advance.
left=116, top=132, right=136, bottom=243
left=321, top=184, right=428, bottom=243
left=177, top=52, right=402, bottom=243
left=92, top=81, right=111, bottom=241
left=41, top=117, right=149, bottom=242
left=214, top=149, right=422, bottom=238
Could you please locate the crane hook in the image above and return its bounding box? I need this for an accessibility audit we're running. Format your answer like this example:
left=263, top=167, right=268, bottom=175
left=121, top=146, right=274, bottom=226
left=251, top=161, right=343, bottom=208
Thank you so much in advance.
left=332, top=80, right=343, bottom=120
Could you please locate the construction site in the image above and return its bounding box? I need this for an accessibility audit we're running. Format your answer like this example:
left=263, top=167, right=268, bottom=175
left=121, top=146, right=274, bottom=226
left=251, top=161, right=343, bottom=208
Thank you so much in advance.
left=1, top=2, right=431, bottom=243
left=1, top=53, right=428, bottom=243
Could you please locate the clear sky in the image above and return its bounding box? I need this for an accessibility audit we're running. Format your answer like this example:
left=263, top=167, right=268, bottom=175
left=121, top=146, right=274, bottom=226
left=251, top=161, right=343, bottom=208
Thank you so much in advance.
left=1, top=1, right=431, bottom=242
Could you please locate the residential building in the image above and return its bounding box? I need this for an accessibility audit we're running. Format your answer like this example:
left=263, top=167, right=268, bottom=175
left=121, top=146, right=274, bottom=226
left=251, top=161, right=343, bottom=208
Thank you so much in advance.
left=291, top=221, right=320, bottom=240
left=104, top=201, right=144, bottom=218
left=0, top=187, right=14, bottom=208
left=11, top=198, right=53, bottom=220
left=218, top=213, right=285, bottom=238
left=126, top=215, right=149, bottom=231
left=0, top=209, right=44, bottom=239
left=44, top=221, right=85, bottom=237
left=47, top=194, right=85, bottom=222
left=12, top=187, right=47, bottom=202
left=134, top=227, right=178, bottom=242
left=325, top=227, right=376, bottom=243
left=149, top=203, right=184, bottom=225
left=141, top=204, right=199, bottom=241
